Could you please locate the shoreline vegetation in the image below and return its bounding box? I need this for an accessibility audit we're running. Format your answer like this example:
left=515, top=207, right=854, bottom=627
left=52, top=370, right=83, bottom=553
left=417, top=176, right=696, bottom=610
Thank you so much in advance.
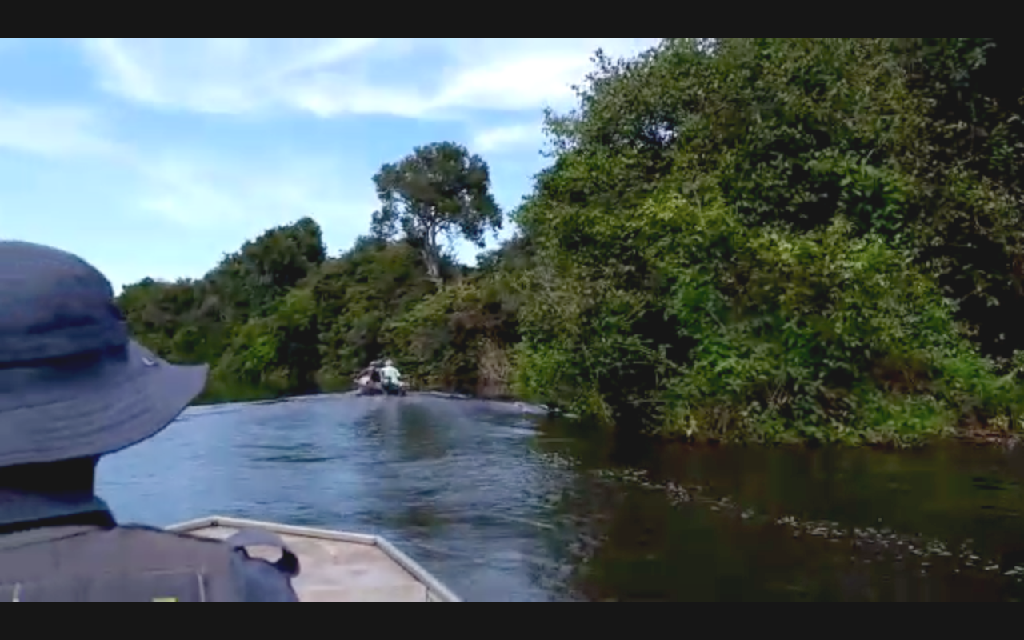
left=118, top=38, right=1024, bottom=449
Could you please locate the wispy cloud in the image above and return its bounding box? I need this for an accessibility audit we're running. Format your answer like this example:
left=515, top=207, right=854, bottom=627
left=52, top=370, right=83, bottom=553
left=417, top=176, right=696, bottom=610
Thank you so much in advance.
left=473, top=123, right=545, bottom=154
left=132, top=152, right=377, bottom=240
left=79, top=38, right=386, bottom=116
left=0, top=97, right=373, bottom=241
left=0, top=101, right=120, bottom=159
left=77, top=38, right=661, bottom=119
left=1, top=39, right=663, bottom=286
left=38, top=38, right=663, bottom=230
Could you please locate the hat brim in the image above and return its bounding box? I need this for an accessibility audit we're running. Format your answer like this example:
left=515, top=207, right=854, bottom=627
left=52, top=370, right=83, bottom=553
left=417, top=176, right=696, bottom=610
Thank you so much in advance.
left=0, top=340, right=209, bottom=468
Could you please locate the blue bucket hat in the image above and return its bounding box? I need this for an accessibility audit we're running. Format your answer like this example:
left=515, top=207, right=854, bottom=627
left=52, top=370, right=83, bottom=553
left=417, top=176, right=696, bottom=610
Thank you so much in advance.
left=0, top=241, right=209, bottom=468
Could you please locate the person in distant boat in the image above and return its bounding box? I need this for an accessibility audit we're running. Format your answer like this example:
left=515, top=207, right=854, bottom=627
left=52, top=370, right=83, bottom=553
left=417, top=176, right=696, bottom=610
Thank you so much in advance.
left=0, top=241, right=301, bottom=602
left=355, top=362, right=378, bottom=388
left=379, top=359, right=404, bottom=395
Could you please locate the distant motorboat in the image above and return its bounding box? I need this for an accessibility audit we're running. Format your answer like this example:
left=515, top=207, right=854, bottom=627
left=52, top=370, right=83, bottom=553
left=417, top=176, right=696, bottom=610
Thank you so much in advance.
left=355, top=369, right=407, bottom=397
left=383, top=381, right=407, bottom=397
left=358, top=381, right=407, bottom=397
left=357, top=380, right=383, bottom=396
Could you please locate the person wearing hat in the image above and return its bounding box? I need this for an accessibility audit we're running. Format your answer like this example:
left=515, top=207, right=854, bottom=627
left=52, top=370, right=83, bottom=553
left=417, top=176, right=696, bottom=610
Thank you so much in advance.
left=0, top=241, right=301, bottom=602
left=354, top=361, right=383, bottom=395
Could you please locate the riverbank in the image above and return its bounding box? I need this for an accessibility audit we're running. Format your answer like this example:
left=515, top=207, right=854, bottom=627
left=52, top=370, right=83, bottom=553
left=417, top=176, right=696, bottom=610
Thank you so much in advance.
left=655, top=427, right=1024, bottom=451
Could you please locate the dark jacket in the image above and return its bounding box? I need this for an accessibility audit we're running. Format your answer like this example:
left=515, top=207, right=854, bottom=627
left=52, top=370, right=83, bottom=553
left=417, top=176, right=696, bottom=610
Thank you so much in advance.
left=357, top=367, right=382, bottom=384
left=0, top=492, right=300, bottom=602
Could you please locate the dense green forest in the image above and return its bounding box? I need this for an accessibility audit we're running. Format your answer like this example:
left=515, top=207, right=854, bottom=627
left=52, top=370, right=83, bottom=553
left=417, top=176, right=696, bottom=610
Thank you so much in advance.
left=119, top=38, right=1024, bottom=447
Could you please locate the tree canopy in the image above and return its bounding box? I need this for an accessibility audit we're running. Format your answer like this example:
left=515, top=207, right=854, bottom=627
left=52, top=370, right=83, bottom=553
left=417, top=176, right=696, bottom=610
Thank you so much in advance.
left=371, top=141, right=502, bottom=286
left=119, top=38, right=1024, bottom=448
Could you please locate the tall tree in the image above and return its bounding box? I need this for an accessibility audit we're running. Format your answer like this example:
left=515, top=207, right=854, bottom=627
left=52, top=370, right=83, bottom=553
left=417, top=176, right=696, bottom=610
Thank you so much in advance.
left=371, top=142, right=502, bottom=287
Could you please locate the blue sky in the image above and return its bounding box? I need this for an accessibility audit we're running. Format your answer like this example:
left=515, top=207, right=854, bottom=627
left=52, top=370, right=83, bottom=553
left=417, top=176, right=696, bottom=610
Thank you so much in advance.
left=0, top=38, right=661, bottom=293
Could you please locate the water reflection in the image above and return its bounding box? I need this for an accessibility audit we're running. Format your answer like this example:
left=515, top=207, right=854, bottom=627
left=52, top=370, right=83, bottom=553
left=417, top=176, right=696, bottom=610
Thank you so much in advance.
left=531, top=422, right=1024, bottom=601
left=98, top=394, right=1024, bottom=601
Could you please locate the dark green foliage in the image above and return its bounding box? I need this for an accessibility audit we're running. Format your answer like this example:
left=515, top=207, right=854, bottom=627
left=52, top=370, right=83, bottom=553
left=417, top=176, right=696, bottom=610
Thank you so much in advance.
left=119, top=40, right=1024, bottom=447
left=312, top=237, right=438, bottom=382
left=513, top=37, right=1024, bottom=445
left=207, top=217, right=327, bottom=324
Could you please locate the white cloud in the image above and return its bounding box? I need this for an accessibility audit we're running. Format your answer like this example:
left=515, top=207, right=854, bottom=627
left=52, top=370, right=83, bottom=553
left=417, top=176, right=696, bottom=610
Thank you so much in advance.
left=79, top=38, right=393, bottom=115
left=0, top=101, right=121, bottom=159
left=1, top=38, right=666, bottom=269
left=77, top=38, right=662, bottom=119
left=132, top=151, right=378, bottom=241
left=0, top=95, right=374, bottom=244
left=472, top=123, right=545, bottom=154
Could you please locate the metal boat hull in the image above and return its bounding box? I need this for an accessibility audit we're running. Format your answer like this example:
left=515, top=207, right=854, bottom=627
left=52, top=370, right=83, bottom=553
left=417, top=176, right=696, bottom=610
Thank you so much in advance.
left=168, top=516, right=459, bottom=603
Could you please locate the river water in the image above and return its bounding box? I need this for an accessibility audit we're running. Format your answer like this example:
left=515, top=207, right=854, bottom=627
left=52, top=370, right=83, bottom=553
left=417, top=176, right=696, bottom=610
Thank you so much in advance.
left=96, top=393, right=1024, bottom=602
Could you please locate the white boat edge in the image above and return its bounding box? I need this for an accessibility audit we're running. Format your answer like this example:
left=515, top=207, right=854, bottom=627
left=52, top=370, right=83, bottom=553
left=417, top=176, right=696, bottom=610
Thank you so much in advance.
left=167, top=515, right=462, bottom=603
